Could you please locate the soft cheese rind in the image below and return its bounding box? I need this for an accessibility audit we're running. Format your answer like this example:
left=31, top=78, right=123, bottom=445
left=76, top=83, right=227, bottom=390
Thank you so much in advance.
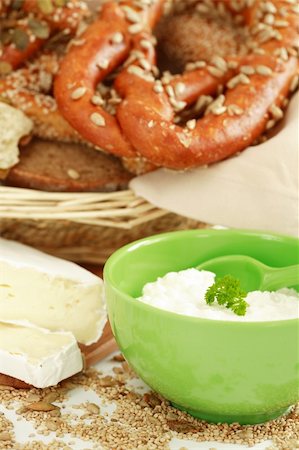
left=0, top=238, right=106, bottom=345
left=0, top=102, right=33, bottom=170
left=0, top=322, right=83, bottom=388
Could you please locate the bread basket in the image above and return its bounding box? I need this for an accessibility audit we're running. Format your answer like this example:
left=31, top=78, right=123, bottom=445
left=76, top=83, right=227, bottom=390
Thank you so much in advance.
left=0, top=186, right=208, bottom=264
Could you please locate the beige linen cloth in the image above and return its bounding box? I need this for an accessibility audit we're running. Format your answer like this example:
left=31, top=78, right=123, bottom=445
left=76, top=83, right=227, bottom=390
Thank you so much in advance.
left=130, top=95, right=299, bottom=237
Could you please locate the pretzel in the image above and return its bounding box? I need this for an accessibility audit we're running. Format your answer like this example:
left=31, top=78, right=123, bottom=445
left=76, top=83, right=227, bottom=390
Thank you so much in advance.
left=115, top=0, right=299, bottom=169
left=54, top=0, right=299, bottom=170
left=54, top=0, right=165, bottom=158
left=0, top=52, right=83, bottom=143
left=0, top=0, right=88, bottom=72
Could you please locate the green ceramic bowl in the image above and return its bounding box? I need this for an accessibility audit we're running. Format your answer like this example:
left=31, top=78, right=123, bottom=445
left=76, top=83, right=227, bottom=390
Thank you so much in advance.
left=104, top=229, right=299, bottom=425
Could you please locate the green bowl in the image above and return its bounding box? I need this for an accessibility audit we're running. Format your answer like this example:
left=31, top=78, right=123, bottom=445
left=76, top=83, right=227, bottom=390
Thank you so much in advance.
left=104, top=229, right=299, bottom=425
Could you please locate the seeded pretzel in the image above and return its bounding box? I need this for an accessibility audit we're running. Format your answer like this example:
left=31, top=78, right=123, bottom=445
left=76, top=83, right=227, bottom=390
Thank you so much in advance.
left=0, top=0, right=88, bottom=73
left=54, top=0, right=165, bottom=158
left=115, top=0, right=299, bottom=169
left=0, top=52, right=83, bottom=143
left=54, top=0, right=298, bottom=170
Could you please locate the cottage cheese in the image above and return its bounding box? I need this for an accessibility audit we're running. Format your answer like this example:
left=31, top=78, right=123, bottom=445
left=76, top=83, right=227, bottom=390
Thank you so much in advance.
left=138, top=269, right=299, bottom=321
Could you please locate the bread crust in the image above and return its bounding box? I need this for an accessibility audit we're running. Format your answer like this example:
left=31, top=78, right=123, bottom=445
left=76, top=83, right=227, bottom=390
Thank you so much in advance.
left=5, top=139, right=133, bottom=192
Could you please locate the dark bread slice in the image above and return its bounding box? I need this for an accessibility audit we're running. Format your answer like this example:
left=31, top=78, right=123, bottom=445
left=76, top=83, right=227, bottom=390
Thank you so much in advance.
left=0, top=373, right=31, bottom=389
left=5, top=139, right=133, bottom=192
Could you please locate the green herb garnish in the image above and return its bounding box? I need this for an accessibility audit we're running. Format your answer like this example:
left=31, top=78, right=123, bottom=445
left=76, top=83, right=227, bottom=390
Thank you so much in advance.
left=205, top=275, right=248, bottom=316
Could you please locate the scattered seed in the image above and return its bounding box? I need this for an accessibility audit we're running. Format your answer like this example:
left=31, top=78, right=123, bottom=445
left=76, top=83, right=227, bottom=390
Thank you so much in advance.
left=86, top=403, right=100, bottom=414
left=26, top=393, right=40, bottom=402
left=45, top=419, right=59, bottom=431
left=27, top=402, right=59, bottom=412
left=0, top=431, right=11, bottom=441
left=43, top=392, right=59, bottom=403
left=113, top=354, right=125, bottom=362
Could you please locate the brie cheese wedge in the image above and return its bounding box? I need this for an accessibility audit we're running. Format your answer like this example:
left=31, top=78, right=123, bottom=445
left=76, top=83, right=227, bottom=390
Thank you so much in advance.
left=0, top=102, right=33, bottom=170
left=0, top=322, right=83, bottom=388
left=0, top=238, right=106, bottom=345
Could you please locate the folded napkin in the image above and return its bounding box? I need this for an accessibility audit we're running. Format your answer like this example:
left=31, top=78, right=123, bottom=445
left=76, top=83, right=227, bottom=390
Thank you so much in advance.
left=130, top=95, right=299, bottom=237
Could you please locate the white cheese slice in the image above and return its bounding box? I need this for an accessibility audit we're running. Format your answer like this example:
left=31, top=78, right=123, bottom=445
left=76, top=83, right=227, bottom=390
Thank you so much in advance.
left=0, top=322, right=83, bottom=388
left=0, top=102, right=33, bottom=170
left=0, top=238, right=106, bottom=345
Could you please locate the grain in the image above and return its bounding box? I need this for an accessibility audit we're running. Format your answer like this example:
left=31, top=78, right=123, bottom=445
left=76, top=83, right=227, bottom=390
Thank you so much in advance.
left=0, top=368, right=298, bottom=449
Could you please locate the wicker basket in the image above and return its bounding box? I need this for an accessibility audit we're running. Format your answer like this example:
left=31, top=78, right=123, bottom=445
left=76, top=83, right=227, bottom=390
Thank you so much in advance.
left=0, top=186, right=208, bottom=264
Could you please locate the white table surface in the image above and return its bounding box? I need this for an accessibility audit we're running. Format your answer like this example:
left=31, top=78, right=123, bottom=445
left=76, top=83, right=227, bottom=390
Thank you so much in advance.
left=0, top=352, right=274, bottom=450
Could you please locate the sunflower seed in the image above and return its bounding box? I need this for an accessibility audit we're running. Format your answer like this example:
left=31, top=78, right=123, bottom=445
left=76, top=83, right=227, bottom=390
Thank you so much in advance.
left=207, top=66, right=224, bottom=79
left=90, top=112, right=106, bottom=127
left=97, top=59, right=109, bottom=70
left=269, top=104, right=283, bottom=120
left=211, top=56, right=227, bottom=72
left=290, top=75, right=299, bottom=92
left=128, top=23, right=143, bottom=34
left=240, top=65, right=255, bottom=75
left=71, top=86, right=87, bottom=100
left=86, top=403, right=100, bottom=414
left=67, top=169, right=80, bottom=179
left=228, top=104, right=244, bottom=116
left=256, top=65, right=273, bottom=76
left=186, top=119, right=196, bottom=130
left=174, top=82, right=186, bottom=97
left=27, top=402, right=59, bottom=412
left=91, top=95, right=105, bottom=106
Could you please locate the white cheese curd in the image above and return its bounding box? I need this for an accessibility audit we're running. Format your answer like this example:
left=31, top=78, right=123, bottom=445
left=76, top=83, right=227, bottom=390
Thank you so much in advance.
left=138, top=269, right=299, bottom=321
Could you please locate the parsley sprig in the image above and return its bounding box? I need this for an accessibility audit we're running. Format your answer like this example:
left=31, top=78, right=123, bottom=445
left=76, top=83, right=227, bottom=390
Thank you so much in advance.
left=205, top=275, right=249, bottom=316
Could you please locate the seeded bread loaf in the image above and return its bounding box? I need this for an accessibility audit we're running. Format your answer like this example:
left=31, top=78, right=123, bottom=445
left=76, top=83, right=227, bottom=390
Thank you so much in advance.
left=5, top=139, right=133, bottom=192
